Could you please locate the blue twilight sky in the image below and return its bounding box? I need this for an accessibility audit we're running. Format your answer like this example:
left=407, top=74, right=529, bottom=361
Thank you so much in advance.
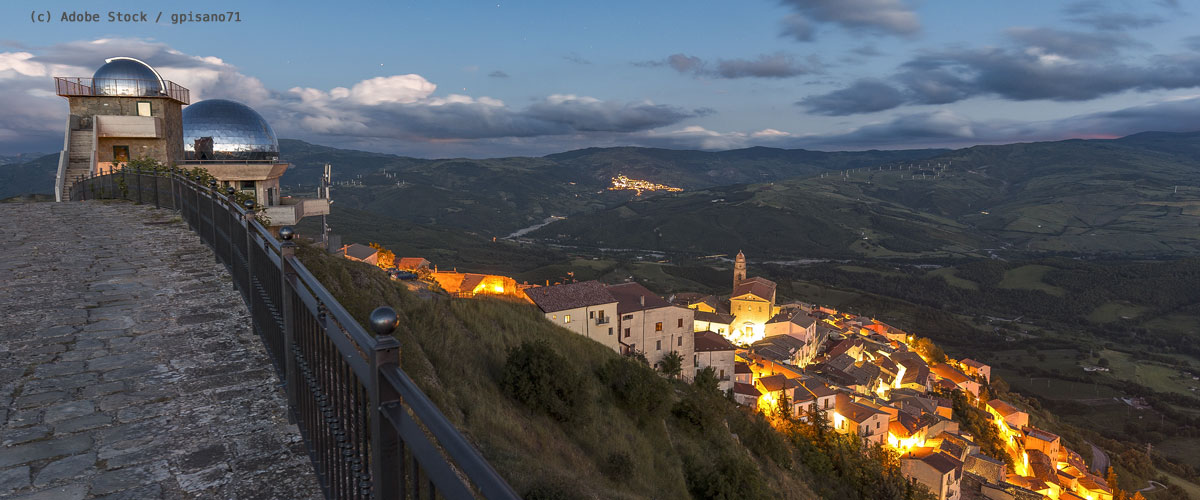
left=2, top=0, right=1200, bottom=157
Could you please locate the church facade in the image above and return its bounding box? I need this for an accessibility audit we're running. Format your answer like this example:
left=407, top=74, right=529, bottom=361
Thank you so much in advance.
left=727, top=251, right=780, bottom=345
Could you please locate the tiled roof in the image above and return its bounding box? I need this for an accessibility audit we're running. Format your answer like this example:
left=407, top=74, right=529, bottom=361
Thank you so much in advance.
left=837, top=397, right=886, bottom=423
left=694, top=330, right=737, bottom=352
left=757, top=374, right=787, bottom=392
left=524, top=280, right=617, bottom=313
left=921, top=452, right=963, bottom=475
left=734, top=361, right=751, bottom=374
left=606, top=282, right=673, bottom=313
left=733, top=382, right=761, bottom=397
left=767, top=309, right=816, bottom=328
left=732, top=276, right=776, bottom=301
left=396, top=257, right=429, bottom=269
left=342, top=243, right=377, bottom=261
left=987, top=399, right=1023, bottom=417
left=904, top=447, right=963, bottom=475
left=682, top=294, right=730, bottom=315
left=799, top=380, right=838, bottom=398
left=694, top=310, right=735, bottom=325
left=962, top=358, right=988, bottom=369
left=1026, top=427, right=1060, bottom=443
left=930, top=363, right=970, bottom=384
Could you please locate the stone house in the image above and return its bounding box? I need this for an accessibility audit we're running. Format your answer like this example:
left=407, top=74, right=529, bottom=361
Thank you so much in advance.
left=525, top=281, right=620, bottom=353
left=693, top=330, right=737, bottom=392
left=901, top=447, right=963, bottom=500
left=608, top=282, right=695, bottom=379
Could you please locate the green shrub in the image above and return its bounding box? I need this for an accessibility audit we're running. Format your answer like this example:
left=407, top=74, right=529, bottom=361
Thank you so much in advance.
left=600, top=451, right=634, bottom=481
left=729, top=410, right=792, bottom=467
left=684, top=452, right=768, bottom=500
left=500, top=340, right=586, bottom=422
left=523, top=477, right=587, bottom=500
left=693, top=366, right=721, bottom=395
left=672, top=389, right=721, bottom=432
left=596, top=357, right=669, bottom=418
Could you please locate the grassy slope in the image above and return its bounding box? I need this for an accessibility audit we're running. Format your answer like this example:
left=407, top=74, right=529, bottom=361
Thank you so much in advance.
left=295, top=242, right=819, bottom=499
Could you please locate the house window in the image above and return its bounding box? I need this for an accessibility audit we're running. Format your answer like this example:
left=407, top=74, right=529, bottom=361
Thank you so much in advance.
left=608, top=328, right=613, bottom=336
left=136, top=101, right=151, bottom=116
left=677, top=318, right=683, bottom=328
left=624, top=328, right=630, bottom=338
left=551, top=315, right=556, bottom=320
left=656, top=340, right=661, bottom=350
left=112, top=146, right=130, bottom=163
left=719, top=369, right=725, bottom=378
left=677, top=337, right=682, bottom=346
left=564, top=315, right=571, bottom=323
left=589, top=311, right=595, bottom=319
left=655, top=322, right=663, bottom=332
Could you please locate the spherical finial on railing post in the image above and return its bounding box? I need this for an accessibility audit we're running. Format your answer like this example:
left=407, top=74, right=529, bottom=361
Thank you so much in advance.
left=279, top=226, right=295, bottom=241
left=226, top=186, right=236, bottom=197
left=369, top=307, right=399, bottom=337
left=208, top=179, right=218, bottom=190
left=242, top=199, right=256, bottom=211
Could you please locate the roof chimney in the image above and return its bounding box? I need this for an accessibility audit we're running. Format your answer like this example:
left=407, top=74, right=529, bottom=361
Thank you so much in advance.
left=639, top=295, right=645, bottom=306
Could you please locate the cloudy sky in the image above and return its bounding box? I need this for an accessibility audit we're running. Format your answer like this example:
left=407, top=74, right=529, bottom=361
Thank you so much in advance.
left=2, top=0, right=1199, bottom=157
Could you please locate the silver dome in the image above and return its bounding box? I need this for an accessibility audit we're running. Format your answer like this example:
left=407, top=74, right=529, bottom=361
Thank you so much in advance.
left=92, top=57, right=163, bottom=97
left=183, top=99, right=279, bottom=161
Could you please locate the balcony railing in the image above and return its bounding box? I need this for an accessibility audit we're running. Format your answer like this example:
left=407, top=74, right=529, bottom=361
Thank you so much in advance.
left=54, top=77, right=191, bottom=104
left=67, top=168, right=518, bottom=500
left=595, top=316, right=611, bottom=325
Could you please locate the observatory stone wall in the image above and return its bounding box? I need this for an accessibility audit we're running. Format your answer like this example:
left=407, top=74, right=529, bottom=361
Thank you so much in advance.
left=68, top=97, right=185, bottom=166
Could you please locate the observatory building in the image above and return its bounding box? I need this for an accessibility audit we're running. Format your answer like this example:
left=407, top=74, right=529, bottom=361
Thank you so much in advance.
left=53, top=57, right=189, bottom=200
left=54, top=57, right=328, bottom=226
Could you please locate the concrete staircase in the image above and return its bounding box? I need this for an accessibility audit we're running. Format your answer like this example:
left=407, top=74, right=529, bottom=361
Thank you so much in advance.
left=60, top=130, right=93, bottom=201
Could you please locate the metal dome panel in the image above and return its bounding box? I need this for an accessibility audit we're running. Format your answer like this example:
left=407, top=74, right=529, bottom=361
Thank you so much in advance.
left=182, top=99, right=279, bottom=161
left=92, top=58, right=163, bottom=97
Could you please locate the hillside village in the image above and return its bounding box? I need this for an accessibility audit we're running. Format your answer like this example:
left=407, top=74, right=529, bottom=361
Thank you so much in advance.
left=340, top=243, right=1127, bottom=500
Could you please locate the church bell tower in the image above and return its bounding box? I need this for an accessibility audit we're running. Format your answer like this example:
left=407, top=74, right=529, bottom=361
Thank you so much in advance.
left=733, top=250, right=746, bottom=289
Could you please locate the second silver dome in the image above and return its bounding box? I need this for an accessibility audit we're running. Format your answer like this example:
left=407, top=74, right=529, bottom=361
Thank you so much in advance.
left=182, top=99, right=279, bottom=161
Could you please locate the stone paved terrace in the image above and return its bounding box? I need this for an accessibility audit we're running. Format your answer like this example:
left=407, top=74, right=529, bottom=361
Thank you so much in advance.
left=0, top=201, right=321, bottom=499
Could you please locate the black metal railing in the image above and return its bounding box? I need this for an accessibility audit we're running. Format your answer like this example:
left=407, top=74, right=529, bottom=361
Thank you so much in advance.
left=68, top=168, right=519, bottom=500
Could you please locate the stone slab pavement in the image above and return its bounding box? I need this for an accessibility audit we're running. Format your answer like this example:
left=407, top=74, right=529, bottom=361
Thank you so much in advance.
left=0, top=201, right=321, bottom=499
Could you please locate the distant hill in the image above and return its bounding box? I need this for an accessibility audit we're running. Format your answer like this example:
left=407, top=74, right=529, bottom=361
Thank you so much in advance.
left=0, top=153, right=59, bottom=199
left=280, top=140, right=945, bottom=235
left=530, top=132, right=1200, bottom=258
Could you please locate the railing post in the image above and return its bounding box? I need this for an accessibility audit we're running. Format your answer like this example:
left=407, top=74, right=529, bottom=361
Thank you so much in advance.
left=228, top=187, right=239, bottom=269
left=78, top=175, right=85, bottom=201
left=170, top=169, right=179, bottom=212
left=209, top=180, right=219, bottom=260
left=153, top=170, right=160, bottom=208
left=279, top=226, right=299, bottom=421
left=135, top=167, right=143, bottom=204
left=242, top=200, right=255, bottom=299
left=368, top=307, right=402, bottom=500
